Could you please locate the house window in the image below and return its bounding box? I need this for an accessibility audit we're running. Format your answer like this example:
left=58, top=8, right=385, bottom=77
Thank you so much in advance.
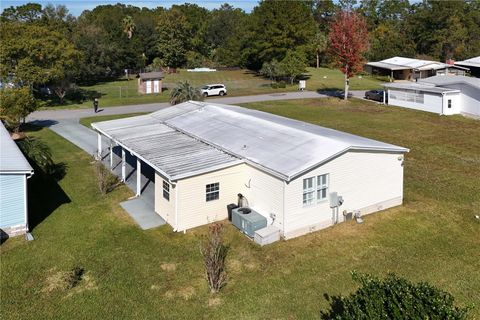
left=303, top=177, right=315, bottom=206
left=448, top=99, right=452, bottom=108
left=163, top=181, right=170, bottom=201
left=206, top=183, right=219, bottom=202
left=317, top=174, right=329, bottom=201
left=303, top=174, right=329, bottom=206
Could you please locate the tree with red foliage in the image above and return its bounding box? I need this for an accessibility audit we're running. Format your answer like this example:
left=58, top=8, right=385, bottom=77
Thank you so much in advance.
left=328, top=11, right=369, bottom=100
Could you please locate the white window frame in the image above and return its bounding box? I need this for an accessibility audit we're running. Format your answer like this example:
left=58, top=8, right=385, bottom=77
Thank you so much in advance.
left=303, top=174, right=329, bottom=206
left=163, top=180, right=170, bottom=201
left=206, top=182, right=219, bottom=202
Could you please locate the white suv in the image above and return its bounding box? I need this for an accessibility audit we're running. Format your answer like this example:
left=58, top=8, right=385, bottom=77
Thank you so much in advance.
left=201, top=84, right=227, bottom=97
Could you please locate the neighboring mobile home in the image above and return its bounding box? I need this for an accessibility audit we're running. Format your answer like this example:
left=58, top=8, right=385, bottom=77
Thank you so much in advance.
left=92, top=102, right=408, bottom=240
left=365, top=56, right=468, bottom=81
left=455, top=56, right=480, bottom=78
left=384, top=75, right=480, bottom=117
left=0, top=122, right=34, bottom=237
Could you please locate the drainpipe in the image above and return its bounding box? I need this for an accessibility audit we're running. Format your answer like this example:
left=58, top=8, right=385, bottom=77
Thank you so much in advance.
left=282, top=181, right=287, bottom=239
left=24, top=172, right=33, bottom=233
left=173, top=182, right=179, bottom=232
left=441, top=93, right=445, bottom=115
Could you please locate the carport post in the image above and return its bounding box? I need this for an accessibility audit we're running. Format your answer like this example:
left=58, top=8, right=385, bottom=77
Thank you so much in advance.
left=383, top=90, right=386, bottom=105
left=109, top=141, right=113, bottom=169
left=97, top=133, right=102, bottom=159
left=121, top=148, right=126, bottom=182
left=136, top=158, right=141, bottom=196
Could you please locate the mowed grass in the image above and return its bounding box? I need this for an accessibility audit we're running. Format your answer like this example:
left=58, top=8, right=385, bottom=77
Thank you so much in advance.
left=1, top=99, right=479, bottom=319
left=79, top=112, right=148, bottom=128
left=43, top=67, right=384, bottom=110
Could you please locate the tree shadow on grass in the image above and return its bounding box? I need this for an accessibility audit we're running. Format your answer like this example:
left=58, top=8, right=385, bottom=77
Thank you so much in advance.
left=319, top=293, right=346, bottom=319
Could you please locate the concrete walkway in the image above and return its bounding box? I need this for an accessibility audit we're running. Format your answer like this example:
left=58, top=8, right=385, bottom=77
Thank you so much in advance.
left=28, top=90, right=367, bottom=121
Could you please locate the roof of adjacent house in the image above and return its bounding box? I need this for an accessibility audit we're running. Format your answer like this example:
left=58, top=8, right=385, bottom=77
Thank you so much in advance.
left=92, top=101, right=408, bottom=182
left=455, top=56, right=480, bottom=68
left=419, top=75, right=480, bottom=90
left=383, top=82, right=461, bottom=94
left=0, top=122, right=33, bottom=174
left=139, top=72, right=164, bottom=80
left=366, top=56, right=467, bottom=71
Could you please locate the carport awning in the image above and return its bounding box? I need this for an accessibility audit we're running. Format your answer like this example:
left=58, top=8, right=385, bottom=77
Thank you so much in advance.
left=92, top=120, right=241, bottom=181
left=365, top=62, right=410, bottom=71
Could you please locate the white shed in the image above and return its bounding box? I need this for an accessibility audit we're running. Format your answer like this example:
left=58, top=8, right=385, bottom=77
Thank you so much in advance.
left=92, top=101, right=408, bottom=239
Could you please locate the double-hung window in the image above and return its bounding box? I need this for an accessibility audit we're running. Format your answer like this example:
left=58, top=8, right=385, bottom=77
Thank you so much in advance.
left=303, top=174, right=329, bottom=206
left=163, top=181, right=170, bottom=201
left=303, top=177, right=315, bottom=206
left=206, top=183, right=219, bottom=202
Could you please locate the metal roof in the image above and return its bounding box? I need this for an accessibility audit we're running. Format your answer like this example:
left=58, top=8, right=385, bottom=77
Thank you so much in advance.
left=383, top=82, right=460, bottom=94
left=92, top=120, right=241, bottom=181
left=0, top=122, right=33, bottom=174
left=139, top=72, right=164, bottom=80
left=367, top=56, right=462, bottom=71
left=455, top=56, right=480, bottom=68
left=93, top=101, right=408, bottom=182
left=419, top=75, right=480, bottom=90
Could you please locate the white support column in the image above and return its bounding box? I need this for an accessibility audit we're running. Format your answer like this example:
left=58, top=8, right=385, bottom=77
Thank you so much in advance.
left=136, top=158, right=141, bottom=196
left=109, top=141, right=113, bottom=169
left=97, top=133, right=102, bottom=159
left=383, top=90, right=386, bottom=105
left=121, top=148, right=126, bottom=182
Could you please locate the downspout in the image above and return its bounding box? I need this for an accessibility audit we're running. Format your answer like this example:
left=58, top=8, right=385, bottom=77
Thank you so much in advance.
left=173, top=182, right=179, bottom=232
left=282, top=181, right=287, bottom=239
left=441, top=93, right=445, bottom=115
left=24, top=171, right=34, bottom=233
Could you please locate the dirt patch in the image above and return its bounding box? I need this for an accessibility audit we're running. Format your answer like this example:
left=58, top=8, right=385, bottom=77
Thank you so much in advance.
left=227, top=259, right=242, bottom=273
left=161, top=263, right=176, bottom=272
left=178, top=286, right=195, bottom=300
left=164, top=290, right=175, bottom=299
left=43, top=268, right=97, bottom=296
left=208, top=297, right=221, bottom=307
left=43, top=269, right=68, bottom=293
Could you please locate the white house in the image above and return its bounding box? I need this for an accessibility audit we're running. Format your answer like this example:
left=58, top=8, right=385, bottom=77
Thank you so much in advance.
left=0, top=122, right=34, bottom=237
left=384, top=75, right=480, bottom=117
left=365, top=56, right=468, bottom=81
left=92, top=102, right=408, bottom=240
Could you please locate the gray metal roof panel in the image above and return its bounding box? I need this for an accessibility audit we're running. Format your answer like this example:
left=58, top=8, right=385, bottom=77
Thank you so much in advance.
left=0, top=122, right=33, bottom=173
left=455, top=56, right=480, bottom=68
left=383, top=82, right=460, bottom=94
left=419, top=75, right=480, bottom=90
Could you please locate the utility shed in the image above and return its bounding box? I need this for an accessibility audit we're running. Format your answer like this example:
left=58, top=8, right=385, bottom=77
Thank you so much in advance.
left=384, top=75, right=480, bottom=117
left=92, top=101, right=408, bottom=239
left=138, top=72, right=163, bottom=94
left=0, top=122, right=34, bottom=237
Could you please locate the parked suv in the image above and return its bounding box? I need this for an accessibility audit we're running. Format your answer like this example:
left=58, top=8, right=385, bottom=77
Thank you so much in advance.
left=201, top=84, right=227, bottom=97
left=365, top=90, right=385, bottom=102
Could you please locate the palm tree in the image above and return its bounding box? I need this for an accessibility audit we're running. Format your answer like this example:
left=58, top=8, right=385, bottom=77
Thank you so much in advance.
left=122, top=15, right=136, bottom=39
left=314, top=32, right=327, bottom=69
left=170, top=81, right=203, bottom=105
left=16, top=137, right=54, bottom=173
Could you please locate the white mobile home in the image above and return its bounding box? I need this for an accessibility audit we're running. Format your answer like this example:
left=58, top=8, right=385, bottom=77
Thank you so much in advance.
left=384, top=75, right=480, bottom=117
left=92, top=102, right=408, bottom=240
left=0, top=122, right=34, bottom=237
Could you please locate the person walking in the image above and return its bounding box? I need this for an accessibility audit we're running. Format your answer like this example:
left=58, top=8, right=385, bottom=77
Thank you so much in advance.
left=93, top=98, right=99, bottom=113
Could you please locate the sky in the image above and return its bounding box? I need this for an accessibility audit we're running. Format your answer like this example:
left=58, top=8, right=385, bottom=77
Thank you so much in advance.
left=0, top=0, right=259, bottom=15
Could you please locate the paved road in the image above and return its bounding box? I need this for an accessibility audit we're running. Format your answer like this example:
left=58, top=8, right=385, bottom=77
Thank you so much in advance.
left=28, top=90, right=366, bottom=121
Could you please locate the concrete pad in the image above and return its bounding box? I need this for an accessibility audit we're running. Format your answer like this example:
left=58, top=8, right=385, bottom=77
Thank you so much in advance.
left=120, top=197, right=165, bottom=230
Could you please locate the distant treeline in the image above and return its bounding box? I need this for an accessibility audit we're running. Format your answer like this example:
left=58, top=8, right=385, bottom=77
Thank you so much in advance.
left=1, top=0, right=480, bottom=85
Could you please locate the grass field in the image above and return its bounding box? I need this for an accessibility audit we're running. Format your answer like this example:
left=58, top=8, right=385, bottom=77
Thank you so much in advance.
left=1, top=98, right=479, bottom=319
left=42, top=68, right=384, bottom=110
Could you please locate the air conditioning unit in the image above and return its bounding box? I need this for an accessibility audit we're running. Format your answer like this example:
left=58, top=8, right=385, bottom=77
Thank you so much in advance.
left=231, top=207, right=267, bottom=238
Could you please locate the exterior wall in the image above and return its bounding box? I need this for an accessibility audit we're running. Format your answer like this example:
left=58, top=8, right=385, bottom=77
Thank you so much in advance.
left=175, top=164, right=245, bottom=231
left=442, top=92, right=462, bottom=115
left=241, top=164, right=284, bottom=230
left=154, top=173, right=176, bottom=226
left=443, top=83, right=480, bottom=116
left=283, top=151, right=404, bottom=239
left=387, top=89, right=446, bottom=114
left=0, top=174, right=27, bottom=236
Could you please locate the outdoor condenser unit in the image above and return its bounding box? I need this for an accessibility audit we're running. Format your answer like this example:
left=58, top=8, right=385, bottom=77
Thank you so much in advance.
left=231, top=207, right=267, bottom=238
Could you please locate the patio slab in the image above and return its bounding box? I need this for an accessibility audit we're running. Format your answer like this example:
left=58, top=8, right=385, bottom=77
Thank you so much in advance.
left=120, top=197, right=165, bottom=230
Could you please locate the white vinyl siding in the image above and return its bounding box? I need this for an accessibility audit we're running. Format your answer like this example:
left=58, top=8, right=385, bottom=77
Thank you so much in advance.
left=388, top=89, right=445, bottom=114
left=284, top=151, right=404, bottom=239
left=0, top=174, right=27, bottom=229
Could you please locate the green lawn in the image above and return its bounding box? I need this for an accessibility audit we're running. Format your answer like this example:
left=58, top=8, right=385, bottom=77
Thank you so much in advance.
left=42, top=68, right=384, bottom=110
left=79, top=112, right=148, bottom=128
left=2, top=99, right=478, bottom=319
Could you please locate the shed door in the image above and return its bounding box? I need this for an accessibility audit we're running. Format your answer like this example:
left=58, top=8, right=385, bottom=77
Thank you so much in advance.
left=153, top=80, right=160, bottom=93
left=146, top=80, right=152, bottom=94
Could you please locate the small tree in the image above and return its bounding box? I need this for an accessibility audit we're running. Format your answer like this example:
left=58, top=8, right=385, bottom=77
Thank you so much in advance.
left=94, top=161, right=119, bottom=195
left=0, top=87, right=38, bottom=132
left=321, top=272, right=471, bottom=319
left=328, top=11, right=369, bottom=100
left=17, top=137, right=54, bottom=173
left=313, top=32, right=327, bottom=69
left=170, top=81, right=203, bottom=105
left=200, top=223, right=228, bottom=293
left=260, top=59, right=284, bottom=84
left=280, top=50, right=307, bottom=84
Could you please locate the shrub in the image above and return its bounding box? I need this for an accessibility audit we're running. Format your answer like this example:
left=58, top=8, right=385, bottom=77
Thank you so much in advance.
left=321, top=272, right=471, bottom=319
left=200, top=223, right=228, bottom=293
left=277, top=80, right=286, bottom=88
left=94, top=160, right=119, bottom=195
